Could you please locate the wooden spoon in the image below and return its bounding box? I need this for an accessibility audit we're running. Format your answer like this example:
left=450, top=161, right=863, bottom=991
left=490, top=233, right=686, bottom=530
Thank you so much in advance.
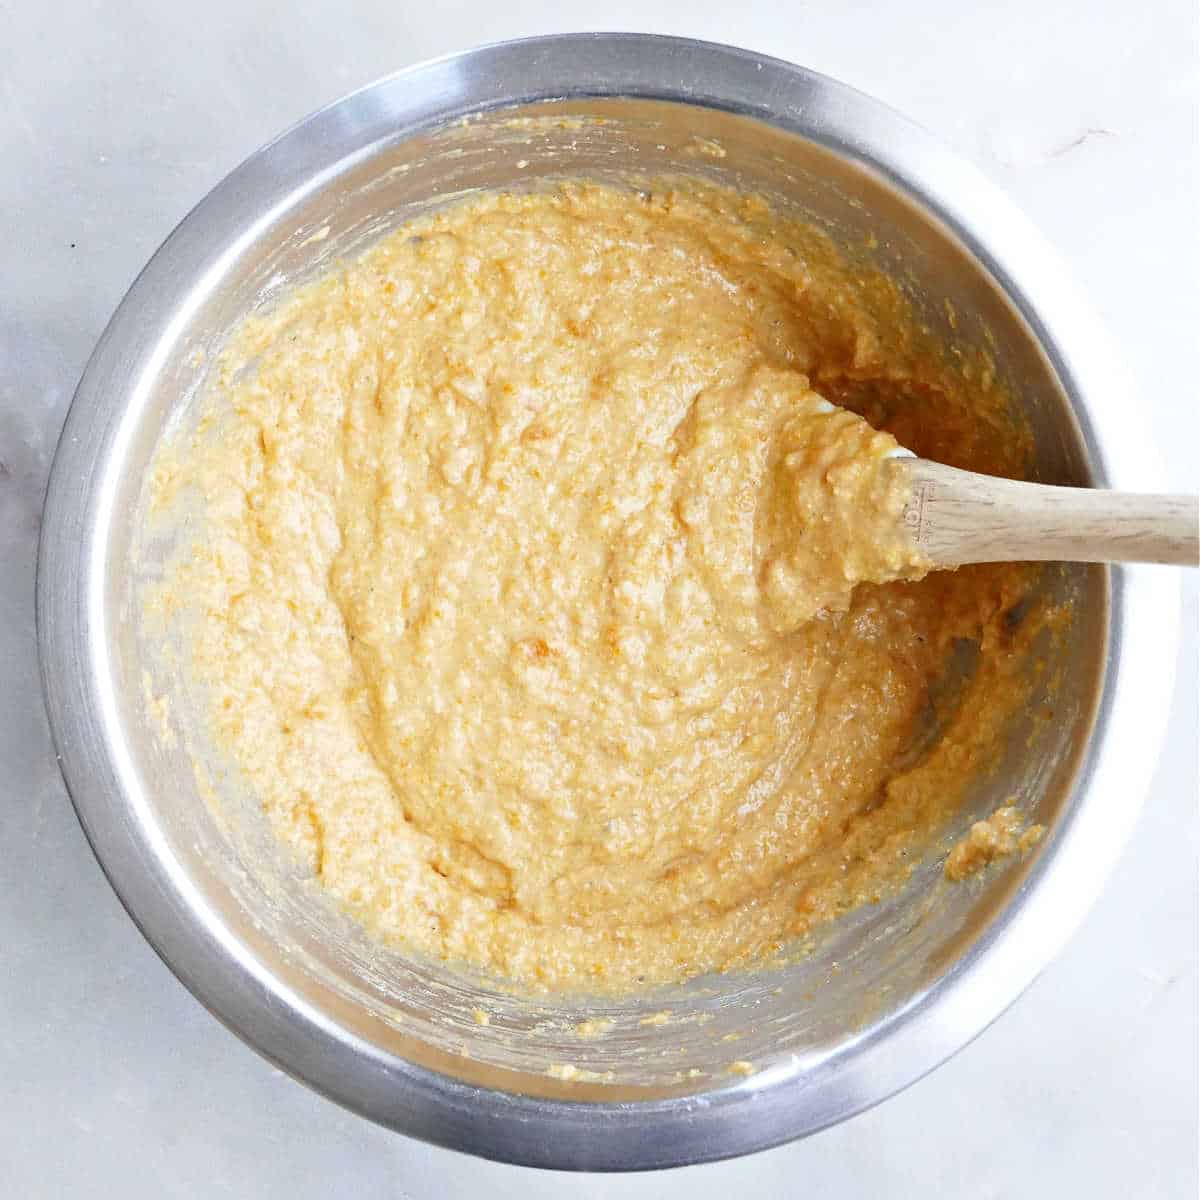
left=890, top=456, right=1198, bottom=569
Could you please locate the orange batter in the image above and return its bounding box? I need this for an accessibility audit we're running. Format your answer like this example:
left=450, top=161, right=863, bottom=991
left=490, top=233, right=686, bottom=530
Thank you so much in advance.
left=149, top=182, right=1038, bottom=992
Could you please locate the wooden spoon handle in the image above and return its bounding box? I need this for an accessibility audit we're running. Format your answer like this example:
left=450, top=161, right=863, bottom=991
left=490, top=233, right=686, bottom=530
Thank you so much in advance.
left=897, top=459, right=1200, bottom=568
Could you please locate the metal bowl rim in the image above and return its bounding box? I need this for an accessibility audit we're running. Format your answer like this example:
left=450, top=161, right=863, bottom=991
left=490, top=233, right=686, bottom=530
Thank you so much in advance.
left=36, top=32, right=1179, bottom=1171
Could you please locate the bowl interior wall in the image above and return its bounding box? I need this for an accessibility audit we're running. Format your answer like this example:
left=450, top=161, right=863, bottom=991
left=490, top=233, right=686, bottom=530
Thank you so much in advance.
left=111, top=98, right=1105, bottom=1100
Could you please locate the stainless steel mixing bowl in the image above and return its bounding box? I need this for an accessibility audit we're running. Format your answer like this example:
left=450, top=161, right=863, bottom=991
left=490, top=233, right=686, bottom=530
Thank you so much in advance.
left=37, top=34, right=1178, bottom=1170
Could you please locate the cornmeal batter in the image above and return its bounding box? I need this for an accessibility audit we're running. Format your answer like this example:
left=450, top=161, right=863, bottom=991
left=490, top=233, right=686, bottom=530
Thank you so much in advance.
left=945, top=806, right=1045, bottom=881
left=150, top=183, right=1037, bottom=992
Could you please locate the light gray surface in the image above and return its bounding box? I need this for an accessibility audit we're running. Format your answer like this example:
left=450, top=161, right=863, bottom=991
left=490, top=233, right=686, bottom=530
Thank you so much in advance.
left=41, top=34, right=1173, bottom=1171
left=2, top=0, right=1196, bottom=1195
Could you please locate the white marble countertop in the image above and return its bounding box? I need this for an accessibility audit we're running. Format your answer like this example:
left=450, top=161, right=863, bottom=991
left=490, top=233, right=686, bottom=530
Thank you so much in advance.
left=2, top=1, right=1195, bottom=1195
